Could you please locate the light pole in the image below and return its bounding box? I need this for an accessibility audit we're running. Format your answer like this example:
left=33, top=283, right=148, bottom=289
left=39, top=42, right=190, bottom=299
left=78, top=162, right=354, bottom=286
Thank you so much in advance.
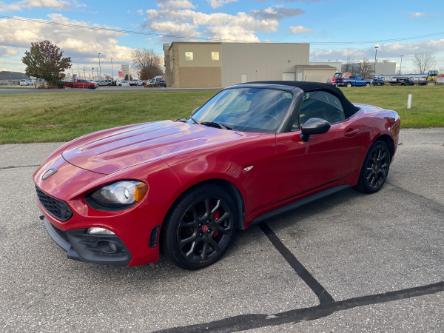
left=374, top=45, right=379, bottom=75
left=399, top=55, right=403, bottom=74
left=111, top=57, right=114, bottom=79
left=98, top=52, right=102, bottom=79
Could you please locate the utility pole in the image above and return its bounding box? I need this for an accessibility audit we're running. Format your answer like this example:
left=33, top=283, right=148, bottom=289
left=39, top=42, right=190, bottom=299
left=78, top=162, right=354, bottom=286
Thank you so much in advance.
left=98, top=52, right=102, bottom=79
left=111, top=57, right=114, bottom=79
left=374, top=45, right=379, bottom=75
left=399, top=55, right=403, bottom=74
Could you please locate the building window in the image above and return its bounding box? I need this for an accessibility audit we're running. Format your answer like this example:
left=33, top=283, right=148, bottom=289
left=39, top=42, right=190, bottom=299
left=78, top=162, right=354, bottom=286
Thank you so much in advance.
left=211, top=51, right=220, bottom=61
left=185, top=51, right=193, bottom=61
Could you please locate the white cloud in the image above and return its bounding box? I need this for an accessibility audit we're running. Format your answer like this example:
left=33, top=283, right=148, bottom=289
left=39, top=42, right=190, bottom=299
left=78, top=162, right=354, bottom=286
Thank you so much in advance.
left=209, top=0, right=237, bottom=9
left=150, top=21, right=201, bottom=38
left=0, top=0, right=79, bottom=12
left=290, top=25, right=311, bottom=33
left=0, top=14, right=135, bottom=68
left=0, top=46, right=18, bottom=56
left=312, top=39, right=444, bottom=61
left=411, top=11, right=426, bottom=18
left=146, top=1, right=303, bottom=42
left=158, top=0, right=194, bottom=9
left=252, top=6, right=303, bottom=19
left=311, top=39, right=444, bottom=72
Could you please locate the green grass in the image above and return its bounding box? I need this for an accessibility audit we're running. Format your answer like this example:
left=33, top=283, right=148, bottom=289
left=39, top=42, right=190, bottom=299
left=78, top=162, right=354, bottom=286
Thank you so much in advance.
left=0, top=90, right=215, bottom=143
left=341, top=85, right=444, bottom=128
left=0, top=85, right=443, bottom=144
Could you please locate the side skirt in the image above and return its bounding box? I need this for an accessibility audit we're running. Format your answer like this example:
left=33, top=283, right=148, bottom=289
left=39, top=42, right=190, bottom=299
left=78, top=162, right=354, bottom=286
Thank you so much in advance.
left=251, top=185, right=351, bottom=225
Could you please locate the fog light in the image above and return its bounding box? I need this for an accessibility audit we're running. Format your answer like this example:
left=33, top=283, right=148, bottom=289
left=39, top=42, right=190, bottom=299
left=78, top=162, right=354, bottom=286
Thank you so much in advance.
left=87, top=227, right=115, bottom=235
left=108, top=242, right=118, bottom=252
left=97, top=240, right=118, bottom=254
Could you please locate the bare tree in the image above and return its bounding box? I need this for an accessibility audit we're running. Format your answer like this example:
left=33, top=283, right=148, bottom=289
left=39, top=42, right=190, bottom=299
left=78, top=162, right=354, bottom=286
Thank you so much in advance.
left=359, top=58, right=373, bottom=79
left=132, top=49, right=163, bottom=80
left=413, top=52, right=436, bottom=74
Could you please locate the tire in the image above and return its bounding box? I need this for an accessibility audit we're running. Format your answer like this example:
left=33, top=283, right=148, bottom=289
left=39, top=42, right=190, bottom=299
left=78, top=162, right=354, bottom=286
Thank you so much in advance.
left=356, top=140, right=391, bottom=193
left=162, top=184, right=238, bottom=270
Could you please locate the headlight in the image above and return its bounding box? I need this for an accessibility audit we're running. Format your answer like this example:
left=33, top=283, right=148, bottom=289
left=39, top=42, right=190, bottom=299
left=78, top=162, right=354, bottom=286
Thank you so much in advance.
left=89, top=181, right=148, bottom=209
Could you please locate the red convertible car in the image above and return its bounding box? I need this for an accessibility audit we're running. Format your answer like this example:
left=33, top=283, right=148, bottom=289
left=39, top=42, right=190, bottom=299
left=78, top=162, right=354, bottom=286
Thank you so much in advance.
left=64, top=79, right=97, bottom=89
left=34, top=82, right=400, bottom=269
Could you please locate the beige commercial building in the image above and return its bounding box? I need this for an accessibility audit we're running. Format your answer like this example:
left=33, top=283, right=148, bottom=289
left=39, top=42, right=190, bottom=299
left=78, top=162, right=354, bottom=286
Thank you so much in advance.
left=164, top=42, right=336, bottom=88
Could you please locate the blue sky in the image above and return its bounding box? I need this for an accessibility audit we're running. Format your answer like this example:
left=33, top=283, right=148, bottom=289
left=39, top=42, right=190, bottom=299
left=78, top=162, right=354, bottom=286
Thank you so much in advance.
left=1, top=0, right=443, bottom=75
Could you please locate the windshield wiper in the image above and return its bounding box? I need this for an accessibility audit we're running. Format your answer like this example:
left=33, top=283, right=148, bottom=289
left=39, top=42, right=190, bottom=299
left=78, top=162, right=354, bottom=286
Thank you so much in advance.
left=200, top=121, right=232, bottom=130
left=189, top=116, right=199, bottom=125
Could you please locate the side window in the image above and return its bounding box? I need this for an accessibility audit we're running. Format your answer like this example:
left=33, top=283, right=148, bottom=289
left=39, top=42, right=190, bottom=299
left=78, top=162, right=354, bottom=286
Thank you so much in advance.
left=211, top=51, right=220, bottom=61
left=297, top=91, right=345, bottom=128
left=185, top=51, right=193, bottom=61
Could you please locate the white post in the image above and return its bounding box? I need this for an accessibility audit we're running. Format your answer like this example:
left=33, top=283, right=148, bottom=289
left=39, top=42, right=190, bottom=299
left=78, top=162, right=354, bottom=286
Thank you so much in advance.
left=407, top=93, right=412, bottom=110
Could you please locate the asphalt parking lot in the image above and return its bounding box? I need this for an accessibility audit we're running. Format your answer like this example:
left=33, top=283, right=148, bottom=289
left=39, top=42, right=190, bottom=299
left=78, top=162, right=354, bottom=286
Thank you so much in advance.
left=0, top=128, right=443, bottom=332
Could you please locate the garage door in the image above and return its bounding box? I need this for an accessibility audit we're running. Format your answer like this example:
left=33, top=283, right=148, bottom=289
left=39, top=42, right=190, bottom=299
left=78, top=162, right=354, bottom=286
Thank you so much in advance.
left=282, top=73, right=296, bottom=81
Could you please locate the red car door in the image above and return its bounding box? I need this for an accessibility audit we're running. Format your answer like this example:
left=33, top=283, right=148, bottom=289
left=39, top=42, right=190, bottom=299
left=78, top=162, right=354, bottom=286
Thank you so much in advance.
left=272, top=90, right=363, bottom=202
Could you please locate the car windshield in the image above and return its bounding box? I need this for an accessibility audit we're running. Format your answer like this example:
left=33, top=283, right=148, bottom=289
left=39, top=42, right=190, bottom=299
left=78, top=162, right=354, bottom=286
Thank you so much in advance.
left=190, top=87, right=293, bottom=133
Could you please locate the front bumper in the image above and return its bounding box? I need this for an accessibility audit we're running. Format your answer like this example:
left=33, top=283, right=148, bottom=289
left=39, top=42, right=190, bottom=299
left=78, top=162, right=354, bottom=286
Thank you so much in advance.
left=43, top=218, right=131, bottom=265
left=33, top=154, right=178, bottom=266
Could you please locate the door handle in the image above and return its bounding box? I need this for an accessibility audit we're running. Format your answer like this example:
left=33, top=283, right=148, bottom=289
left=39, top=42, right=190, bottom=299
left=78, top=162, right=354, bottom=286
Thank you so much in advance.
left=345, top=128, right=360, bottom=137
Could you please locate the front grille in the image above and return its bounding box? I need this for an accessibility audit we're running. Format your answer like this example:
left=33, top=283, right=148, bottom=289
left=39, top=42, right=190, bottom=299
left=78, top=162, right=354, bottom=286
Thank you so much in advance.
left=36, top=187, right=73, bottom=222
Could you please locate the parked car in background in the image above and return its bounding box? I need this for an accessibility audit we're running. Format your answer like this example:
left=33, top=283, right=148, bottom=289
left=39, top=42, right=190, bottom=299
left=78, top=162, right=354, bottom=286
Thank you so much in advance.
left=19, top=79, right=33, bottom=86
left=129, top=80, right=138, bottom=86
left=34, top=81, right=400, bottom=270
left=390, top=77, right=415, bottom=86
left=436, top=74, right=444, bottom=85
left=146, top=76, right=167, bottom=88
left=64, top=80, right=97, bottom=89
left=144, top=79, right=155, bottom=87
left=97, top=80, right=114, bottom=86
left=328, top=72, right=343, bottom=86
left=427, top=70, right=439, bottom=84
left=118, top=80, right=130, bottom=87
left=154, top=76, right=166, bottom=87
left=372, top=76, right=385, bottom=86
left=336, top=75, right=371, bottom=87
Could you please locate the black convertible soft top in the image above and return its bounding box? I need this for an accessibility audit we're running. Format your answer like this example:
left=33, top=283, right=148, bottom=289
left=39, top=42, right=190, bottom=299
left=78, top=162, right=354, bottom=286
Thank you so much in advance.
left=246, top=81, right=360, bottom=117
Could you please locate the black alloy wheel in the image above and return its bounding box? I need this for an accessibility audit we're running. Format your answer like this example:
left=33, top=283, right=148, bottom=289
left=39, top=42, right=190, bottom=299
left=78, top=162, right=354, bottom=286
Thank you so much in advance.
left=356, top=140, right=391, bottom=193
left=163, top=185, right=237, bottom=270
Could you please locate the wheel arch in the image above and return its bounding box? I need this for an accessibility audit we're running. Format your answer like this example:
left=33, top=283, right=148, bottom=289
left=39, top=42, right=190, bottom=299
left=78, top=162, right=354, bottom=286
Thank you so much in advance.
left=159, top=178, right=246, bottom=253
left=374, top=134, right=395, bottom=159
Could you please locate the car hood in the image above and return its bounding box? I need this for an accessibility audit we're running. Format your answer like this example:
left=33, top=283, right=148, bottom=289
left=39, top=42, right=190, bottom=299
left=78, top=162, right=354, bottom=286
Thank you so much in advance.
left=62, top=120, right=257, bottom=174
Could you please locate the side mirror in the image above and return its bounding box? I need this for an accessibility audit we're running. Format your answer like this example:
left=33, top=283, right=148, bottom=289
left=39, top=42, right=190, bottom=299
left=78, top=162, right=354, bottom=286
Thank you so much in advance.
left=301, top=118, right=331, bottom=142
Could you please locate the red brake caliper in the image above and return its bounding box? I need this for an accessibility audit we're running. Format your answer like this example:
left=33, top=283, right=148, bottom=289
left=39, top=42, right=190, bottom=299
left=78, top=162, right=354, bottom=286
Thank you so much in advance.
left=212, top=211, right=221, bottom=238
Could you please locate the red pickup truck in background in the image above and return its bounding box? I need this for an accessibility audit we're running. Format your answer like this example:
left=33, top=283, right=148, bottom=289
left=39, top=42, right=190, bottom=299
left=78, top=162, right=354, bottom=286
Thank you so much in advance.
left=64, top=79, right=97, bottom=89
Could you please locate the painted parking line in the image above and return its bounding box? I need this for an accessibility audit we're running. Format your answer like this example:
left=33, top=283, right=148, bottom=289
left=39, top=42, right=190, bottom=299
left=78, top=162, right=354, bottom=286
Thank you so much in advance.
left=157, top=183, right=444, bottom=332
left=156, top=282, right=444, bottom=333
left=0, top=164, right=39, bottom=170
left=259, top=223, right=335, bottom=305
